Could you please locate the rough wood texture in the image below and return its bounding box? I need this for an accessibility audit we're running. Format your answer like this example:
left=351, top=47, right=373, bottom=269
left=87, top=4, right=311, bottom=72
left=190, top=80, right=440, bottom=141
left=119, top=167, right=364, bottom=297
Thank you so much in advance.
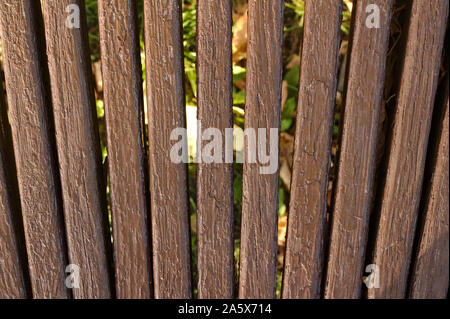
left=409, top=80, right=449, bottom=299
left=196, top=0, right=234, bottom=299
left=0, top=0, right=69, bottom=298
left=143, top=0, right=191, bottom=299
left=239, top=0, right=283, bottom=299
left=282, top=0, right=342, bottom=299
left=369, top=0, right=449, bottom=299
left=98, top=0, right=152, bottom=299
left=0, top=83, right=27, bottom=299
left=325, top=0, right=393, bottom=299
left=41, top=0, right=112, bottom=299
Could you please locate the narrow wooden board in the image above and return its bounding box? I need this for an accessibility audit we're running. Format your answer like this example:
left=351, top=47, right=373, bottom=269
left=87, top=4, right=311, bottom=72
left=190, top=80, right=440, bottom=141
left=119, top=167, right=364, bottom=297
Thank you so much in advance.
left=41, top=0, right=112, bottom=299
left=239, top=0, right=284, bottom=299
left=196, top=0, right=234, bottom=299
left=98, top=0, right=153, bottom=299
left=0, top=0, right=69, bottom=298
left=369, top=0, right=449, bottom=299
left=282, top=0, right=342, bottom=299
left=325, top=0, right=393, bottom=299
left=409, top=80, right=449, bottom=299
left=143, top=0, right=192, bottom=299
left=0, top=81, right=27, bottom=299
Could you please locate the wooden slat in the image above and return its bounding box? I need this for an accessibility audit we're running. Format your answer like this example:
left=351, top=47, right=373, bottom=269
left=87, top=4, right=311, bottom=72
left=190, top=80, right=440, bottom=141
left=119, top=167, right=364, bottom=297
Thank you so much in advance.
left=196, top=0, right=234, bottom=299
left=98, top=0, right=152, bottom=299
left=0, top=82, right=27, bottom=299
left=0, top=0, right=69, bottom=298
left=239, top=0, right=284, bottom=299
left=282, top=0, right=342, bottom=299
left=40, top=0, right=112, bottom=298
left=369, top=0, right=449, bottom=299
left=409, top=79, right=449, bottom=299
left=143, top=0, right=191, bottom=299
left=325, top=0, right=393, bottom=299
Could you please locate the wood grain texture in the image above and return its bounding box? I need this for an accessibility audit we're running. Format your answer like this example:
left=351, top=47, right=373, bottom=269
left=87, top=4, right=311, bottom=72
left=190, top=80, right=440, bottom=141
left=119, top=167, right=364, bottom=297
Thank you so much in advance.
left=0, top=0, right=69, bottom=298
left=0, top=82, right=27, bottom=299
left=196, top=0, right=234, bottom=299
left=41, top=0, right=112, bottom=299
left=98, top=0, right=152, bottom=299
left=143, top=0, right=192, bottom=299
left=239, top=0, right=283, bottom=299
left=409, top=80, right=449, bottom=299
left=325, top=0, right=393, bottom=299
left=369, top=0, right=449, bottom=299
left=282, top=0, right=342, bottom=299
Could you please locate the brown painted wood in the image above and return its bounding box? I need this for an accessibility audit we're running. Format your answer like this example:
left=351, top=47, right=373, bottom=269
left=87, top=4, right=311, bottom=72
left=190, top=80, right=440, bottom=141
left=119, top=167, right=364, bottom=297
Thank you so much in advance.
left=98, top=0, right=153, bottom=299
left=409, top=79, right=449, bottom=299
left=143, top=0, right=191, bottom=299
left=282, top=0, right=342, bottom=299
left=239, top=0, right=283, bottom=299
left=324, top=0, right=393, bottom=299
left=196, top=0, right=234, bottom=299
left=40, top=0, right=112, bottom=299
left=0, top=82, right=27, bottom=299
left=369, top=0, right=449, bottom=299
left=0, top=0, right=69, bottom=298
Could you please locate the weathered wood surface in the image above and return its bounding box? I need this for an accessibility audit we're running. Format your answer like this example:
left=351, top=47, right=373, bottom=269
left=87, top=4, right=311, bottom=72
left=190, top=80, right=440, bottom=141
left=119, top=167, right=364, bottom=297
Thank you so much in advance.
left=239, top=0, right=283, bottom=299
left=0, top=0, right=448, bottom=301
left=98, top=0, right=152, bottom=299
left=409, top=78, right=449, bottom=299
left=282, top=0, right=342, bottom=299
left=196, top=0, right=234, bottom=299
left=0, top=83, right=27, bottom=299
left=325, top=0, right=393, bottom=299
left=41, top=0, right=112, bottom=299
left=0, top=0, right=69, bottom=298
left=369, top=0, right=449, bottom=299
left=143, top=0, right=191, bottom=298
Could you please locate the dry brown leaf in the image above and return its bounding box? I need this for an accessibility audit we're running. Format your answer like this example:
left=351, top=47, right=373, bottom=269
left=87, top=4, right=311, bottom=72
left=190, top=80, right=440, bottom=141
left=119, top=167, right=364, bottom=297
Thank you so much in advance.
left=278, top=215, right=287, bottom=248
left=280, top=132, right=295, bottom=169
left=92, top=61, right=103, bottom=94
left=232, top=12, right=247, bottom=64
left=286, top=54, right=301, bottom=69
left=281, top=80, right=288, bottom=110
left=280, top=159, right=291, bottom=192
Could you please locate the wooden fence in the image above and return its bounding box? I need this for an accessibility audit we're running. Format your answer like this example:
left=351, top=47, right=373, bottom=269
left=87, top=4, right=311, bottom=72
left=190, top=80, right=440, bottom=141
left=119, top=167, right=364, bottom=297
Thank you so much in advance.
left=0, top=0, right=448, bottom=299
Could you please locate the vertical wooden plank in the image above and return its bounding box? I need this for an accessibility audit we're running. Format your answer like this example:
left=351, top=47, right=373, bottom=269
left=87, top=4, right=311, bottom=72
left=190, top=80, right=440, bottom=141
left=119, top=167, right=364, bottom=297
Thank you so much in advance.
left=409, top=80, right=449, bottom=299
left=40, top=0, right=112, bottom=298
left=98, top=0, right=152, bottom=299
left=196, top=0, right=234, bottom=299
left=369, top=0, right=449, bottom=299
left=143, top=0, right=191, bottom=299
left=0, top=84, right=27, bottom=299
left=282, top=0, right=342, bottom=299
left=325, top=0, right=393, bottom=299
left=0, top=0, right=69, bottom=298
left=239, top=0, right=284, bottom=299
